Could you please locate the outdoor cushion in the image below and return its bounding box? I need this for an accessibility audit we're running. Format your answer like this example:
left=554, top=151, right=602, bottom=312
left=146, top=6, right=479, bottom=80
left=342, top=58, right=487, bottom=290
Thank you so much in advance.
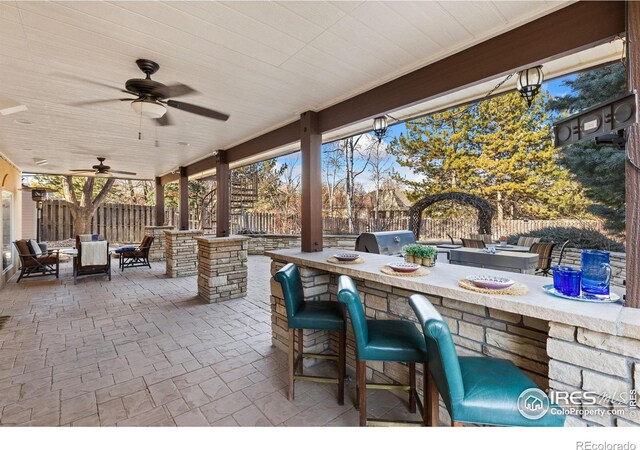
left=287, top=300, right=345, bottom=331
left=29, top=239, right=43, bottom=256
left=16, top=240, right=31, bottom=256
left=360, top=319, right=427, bottom=362
left=36, top=255, right=58, bottom=265
left=115, top=246, right=136, bottom=254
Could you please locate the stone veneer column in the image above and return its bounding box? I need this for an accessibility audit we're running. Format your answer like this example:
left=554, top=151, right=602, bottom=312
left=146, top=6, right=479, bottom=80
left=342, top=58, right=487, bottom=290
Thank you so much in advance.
left=196, top=235, right=249, bottom=303
left=144, top=226, right=175, bottom=262
left=165, top=230, right=204, bottom=278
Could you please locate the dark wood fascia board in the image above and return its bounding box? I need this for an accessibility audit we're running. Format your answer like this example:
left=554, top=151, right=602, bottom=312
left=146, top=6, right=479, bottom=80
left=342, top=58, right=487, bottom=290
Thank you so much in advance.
left=318, top=1, right=625, bottom=132
left=226, top=120, right=300, bottom=164
left=160, top=1, right=624, bottom=183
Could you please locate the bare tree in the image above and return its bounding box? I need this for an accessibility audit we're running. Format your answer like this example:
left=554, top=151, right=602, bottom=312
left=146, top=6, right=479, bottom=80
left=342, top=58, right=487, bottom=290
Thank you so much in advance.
left=337, top=136, right=372, bottom=233
left=323, top=145, right=344, bottom=219
left=368, top=140, right=392, bottom=221
left=62, top=176, right=116, bottom=234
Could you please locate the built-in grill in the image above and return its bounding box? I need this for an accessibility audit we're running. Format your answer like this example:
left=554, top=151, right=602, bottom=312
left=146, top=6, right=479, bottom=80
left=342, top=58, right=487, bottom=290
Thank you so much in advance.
left=354, top=230, right=416, bottom=256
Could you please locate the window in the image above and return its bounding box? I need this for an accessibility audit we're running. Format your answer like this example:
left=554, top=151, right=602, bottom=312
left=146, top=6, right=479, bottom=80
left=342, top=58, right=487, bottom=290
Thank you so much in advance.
left=2, top=191, right=13, bottom=272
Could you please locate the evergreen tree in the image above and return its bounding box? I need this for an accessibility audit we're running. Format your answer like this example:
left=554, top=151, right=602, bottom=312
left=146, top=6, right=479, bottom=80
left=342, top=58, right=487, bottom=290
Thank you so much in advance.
left=549, top=63, right=627, bottom=234
left=389, top=91, right=589, bottom=221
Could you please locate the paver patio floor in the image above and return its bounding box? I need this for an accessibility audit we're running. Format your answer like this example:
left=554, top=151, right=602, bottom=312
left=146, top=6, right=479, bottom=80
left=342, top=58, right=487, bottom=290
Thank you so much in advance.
left=0, top=255, right=418, bottom=426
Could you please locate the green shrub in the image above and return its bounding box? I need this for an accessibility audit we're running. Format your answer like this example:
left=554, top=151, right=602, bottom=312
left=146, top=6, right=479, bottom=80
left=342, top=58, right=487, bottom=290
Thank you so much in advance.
left=507, top=227, right=624, bottom=252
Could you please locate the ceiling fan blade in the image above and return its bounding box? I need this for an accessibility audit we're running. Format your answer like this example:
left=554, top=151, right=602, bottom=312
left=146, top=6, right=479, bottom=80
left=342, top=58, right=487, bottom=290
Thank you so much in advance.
left=67, top=98, right=132, bottom=106
left=110, top=170, right=137, bottom=176
left=153, top=113, right=173, bottom=126
left=162, top=83, right=197, bottom=98
left=166, top=100, right=229, bottom=121
left=69, top=169, right=95, bottom=172
left=51, top=72, right=124, bottom=92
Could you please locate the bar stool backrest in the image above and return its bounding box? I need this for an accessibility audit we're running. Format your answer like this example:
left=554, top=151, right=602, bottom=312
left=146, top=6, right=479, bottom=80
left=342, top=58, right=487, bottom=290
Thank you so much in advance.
left=274, top=263, right=305, bottom=322
left=409, top=294, right=465, bottom=411
left=337, top=275, right=369, bottom=352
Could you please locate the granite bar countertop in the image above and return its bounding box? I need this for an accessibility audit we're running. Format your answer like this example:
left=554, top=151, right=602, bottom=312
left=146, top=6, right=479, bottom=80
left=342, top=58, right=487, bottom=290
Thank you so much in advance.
left=265, top=248, right=630, bottom=336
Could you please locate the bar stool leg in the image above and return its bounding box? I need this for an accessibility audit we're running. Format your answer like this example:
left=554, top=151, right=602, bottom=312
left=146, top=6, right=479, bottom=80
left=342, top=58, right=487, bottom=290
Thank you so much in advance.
left=426, top=369, right=439, bottom=426
left=357, top=359, right=367, bottom=426
left=297, top=328, right=304, bottom=375
left=338, top=328, right=345, bottom=406
left=288, top=328, right=295, bottom=401
left=409, top=362, right=416, bottom=413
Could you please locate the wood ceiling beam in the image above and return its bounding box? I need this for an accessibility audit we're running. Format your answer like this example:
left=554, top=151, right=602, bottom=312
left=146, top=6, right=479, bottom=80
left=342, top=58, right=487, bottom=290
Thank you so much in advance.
left=161, top=1, right=625, bottom=183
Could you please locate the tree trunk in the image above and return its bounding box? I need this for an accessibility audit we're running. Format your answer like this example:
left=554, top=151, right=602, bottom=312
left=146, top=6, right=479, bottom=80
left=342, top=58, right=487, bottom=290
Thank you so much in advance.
left=496, top=191, right=504, bottom=222
left=72, top=208, right=93, bottom=235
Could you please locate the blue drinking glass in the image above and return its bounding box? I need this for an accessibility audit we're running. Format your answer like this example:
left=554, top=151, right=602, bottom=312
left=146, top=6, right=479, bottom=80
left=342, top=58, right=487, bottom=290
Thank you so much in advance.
left=581, top=250, right=612, bottom=296
left=560, top=267, right=582, bottom=297
left=552, top=265, right=570, bottom=292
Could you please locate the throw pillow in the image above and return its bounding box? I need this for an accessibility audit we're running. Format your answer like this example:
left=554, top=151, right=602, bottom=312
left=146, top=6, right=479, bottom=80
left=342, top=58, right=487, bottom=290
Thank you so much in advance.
left=28, top=239, right=42, bottom=256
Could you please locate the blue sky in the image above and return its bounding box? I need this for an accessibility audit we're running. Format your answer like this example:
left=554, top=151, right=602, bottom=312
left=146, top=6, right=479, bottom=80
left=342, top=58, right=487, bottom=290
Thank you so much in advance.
left=272, top=73, right=577, bottom=189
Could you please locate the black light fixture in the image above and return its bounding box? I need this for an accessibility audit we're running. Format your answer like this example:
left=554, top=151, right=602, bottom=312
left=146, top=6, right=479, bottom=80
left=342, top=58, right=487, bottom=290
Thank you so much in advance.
left=372, top=116, right=388, bottom=142
left=516, top=65, right=544, bottom=107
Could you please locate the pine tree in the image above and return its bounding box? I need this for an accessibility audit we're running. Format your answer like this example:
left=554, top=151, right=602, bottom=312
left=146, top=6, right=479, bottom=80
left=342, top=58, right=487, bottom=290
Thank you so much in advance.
left=549, top=63, right=626, bottom=234
left=389, top=91, right=589, bottom=221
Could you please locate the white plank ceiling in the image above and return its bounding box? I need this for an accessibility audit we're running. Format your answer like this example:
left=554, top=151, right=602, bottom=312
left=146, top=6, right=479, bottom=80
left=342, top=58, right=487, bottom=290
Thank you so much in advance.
left=0, top=1, right=574, bottom=179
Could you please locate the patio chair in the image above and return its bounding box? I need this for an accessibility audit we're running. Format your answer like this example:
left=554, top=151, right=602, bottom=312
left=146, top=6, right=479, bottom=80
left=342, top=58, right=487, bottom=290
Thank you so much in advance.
left=517, top=236, right=541, bottom=247
left=117, top=235, right=154, bottom=271
left=530, top=242, right=556, bottom=276
left=470, top=233, right=493, bottom=244
left=556, top=240, right=571, bottom=266
left=461, top=238, right=486, bottom=249
left=73, top=236, right=111, bottom=285
left=13, top=239, right=59, bottom=283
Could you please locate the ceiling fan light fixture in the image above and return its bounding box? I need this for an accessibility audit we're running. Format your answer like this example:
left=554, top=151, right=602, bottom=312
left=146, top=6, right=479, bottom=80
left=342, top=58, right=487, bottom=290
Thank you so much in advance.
left=94, top=171, right=111, bottom=178
left=131, top=99, right=166, bottom=119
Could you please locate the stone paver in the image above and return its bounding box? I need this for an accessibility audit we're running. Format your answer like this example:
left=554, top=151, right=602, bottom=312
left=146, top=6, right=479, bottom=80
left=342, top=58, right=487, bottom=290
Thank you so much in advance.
left=0, top=256, right=413, bottom=426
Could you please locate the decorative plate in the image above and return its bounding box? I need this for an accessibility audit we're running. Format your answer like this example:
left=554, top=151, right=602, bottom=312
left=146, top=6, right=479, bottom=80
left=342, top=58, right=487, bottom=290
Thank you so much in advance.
left=333, top=253, right=360, bottom=262
left=542, top=284, right=622, bottom=303
left=466, top=275, right=515, bottom=290
left=386, top=262, right=420, bottom=273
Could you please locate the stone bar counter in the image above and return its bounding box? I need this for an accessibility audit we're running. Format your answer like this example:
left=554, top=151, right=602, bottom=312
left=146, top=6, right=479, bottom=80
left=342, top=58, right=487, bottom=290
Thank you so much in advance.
left=197, top=235, right=249, bottom=303
left=266, top=248, right=639, bottom=427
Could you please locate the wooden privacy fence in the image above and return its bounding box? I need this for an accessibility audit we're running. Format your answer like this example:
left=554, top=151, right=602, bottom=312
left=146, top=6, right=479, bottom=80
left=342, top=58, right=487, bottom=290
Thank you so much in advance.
left=41, top=200, right=155, bottom=243
left=42, top=201, right=605, bottom=242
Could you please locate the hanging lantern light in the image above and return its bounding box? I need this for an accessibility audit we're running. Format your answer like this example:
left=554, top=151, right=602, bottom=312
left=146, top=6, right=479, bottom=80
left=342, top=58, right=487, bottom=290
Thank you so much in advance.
left=516, top=65, right=544, bottom=107
left=372, top=116, right=388, bottom=142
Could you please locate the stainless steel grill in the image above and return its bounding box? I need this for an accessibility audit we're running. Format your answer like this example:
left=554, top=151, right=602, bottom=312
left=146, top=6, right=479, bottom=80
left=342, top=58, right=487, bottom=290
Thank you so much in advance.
left=354, top=231, right=416, bottom=256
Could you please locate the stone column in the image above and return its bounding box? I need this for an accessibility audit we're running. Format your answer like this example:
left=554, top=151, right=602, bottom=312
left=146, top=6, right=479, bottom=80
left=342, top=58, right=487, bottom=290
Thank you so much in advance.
left=144, top=226, right=175, bottom=262
left=196, top=235, right=249, bottom=303
left=165, top=229, right=204, bottom=278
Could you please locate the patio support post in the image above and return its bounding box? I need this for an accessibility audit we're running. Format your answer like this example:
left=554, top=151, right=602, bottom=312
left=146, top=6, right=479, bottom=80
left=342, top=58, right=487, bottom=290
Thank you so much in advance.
left=154, top=177, right=164, bottom=226
left=626, top=0, right=640, bottom=308
left=179, top=166, right=189, bottom=230
left=300, top=111, right=323, bottom=252
left=215, top=151, right=230, bottom=237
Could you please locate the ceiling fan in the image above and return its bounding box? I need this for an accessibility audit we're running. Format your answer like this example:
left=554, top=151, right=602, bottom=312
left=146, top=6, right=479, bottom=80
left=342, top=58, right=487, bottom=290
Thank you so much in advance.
left=70, top=157, right=136, bottom=178
left=68, top=59, right=229, bottom=126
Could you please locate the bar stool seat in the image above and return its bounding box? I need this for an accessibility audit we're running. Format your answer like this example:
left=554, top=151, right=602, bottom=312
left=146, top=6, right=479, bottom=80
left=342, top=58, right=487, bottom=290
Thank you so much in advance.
left=409, top=293, right=565, bottom=427
left=288, top=301, right=344, bottom=331
left=337, top=275, right=431, bottom=427
left=362, top=320, right=426, bottom=362
left=274, top=263, right=346, bottom=406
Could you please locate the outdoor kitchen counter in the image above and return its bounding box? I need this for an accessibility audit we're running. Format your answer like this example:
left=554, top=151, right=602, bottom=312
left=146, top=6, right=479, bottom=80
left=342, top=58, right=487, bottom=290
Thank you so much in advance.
left=266, top=248, right=640, bottom=426
left=265, top=248, right=625, bottom=334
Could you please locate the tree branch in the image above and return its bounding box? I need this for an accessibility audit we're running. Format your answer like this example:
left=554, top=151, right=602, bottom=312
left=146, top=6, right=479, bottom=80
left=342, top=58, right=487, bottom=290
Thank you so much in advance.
left=62, top=176, right=78, bottom=205
left=91, top=178, right=116, bottom=211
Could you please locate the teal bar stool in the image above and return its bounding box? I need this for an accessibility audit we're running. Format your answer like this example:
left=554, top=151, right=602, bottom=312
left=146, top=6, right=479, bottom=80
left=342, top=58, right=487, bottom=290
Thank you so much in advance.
left=274, top=263, right=346, bottom=405
left=408, top=294, right=565, bottom=427
left=337, top=275, right=430, bottom=426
